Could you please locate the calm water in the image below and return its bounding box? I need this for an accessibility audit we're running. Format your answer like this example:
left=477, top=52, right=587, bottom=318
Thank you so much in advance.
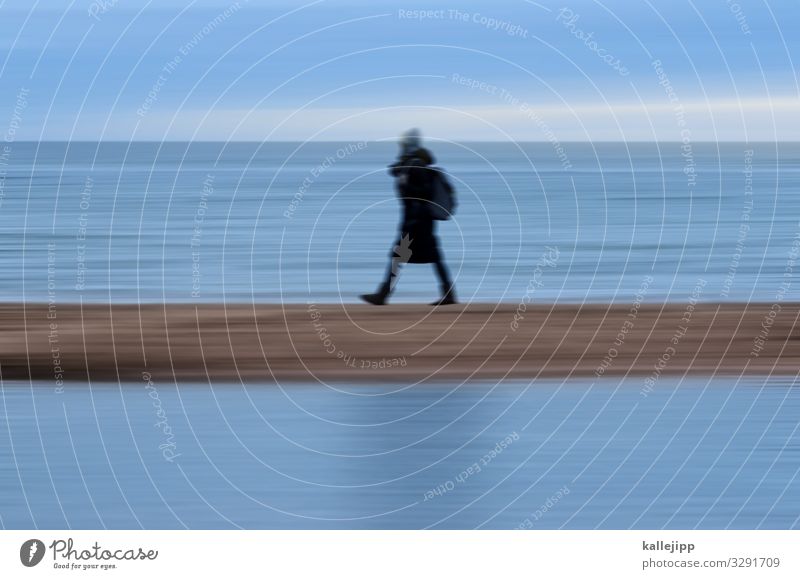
left=2, top=141, right=799, bottom=303
left=1, top=377, right=798, bottom=529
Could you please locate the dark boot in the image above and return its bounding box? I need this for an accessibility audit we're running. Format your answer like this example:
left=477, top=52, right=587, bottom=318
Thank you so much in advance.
left=360, top=291, right=388, bottom=306
left=360, top=278, right=392, bottom=305
left=361, top=256, right=400, bottom=305
left=430, top=286, right=457, bottom=306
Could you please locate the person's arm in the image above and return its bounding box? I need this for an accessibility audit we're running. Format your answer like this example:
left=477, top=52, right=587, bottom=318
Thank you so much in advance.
left=388, top=155, right=410, bottom=177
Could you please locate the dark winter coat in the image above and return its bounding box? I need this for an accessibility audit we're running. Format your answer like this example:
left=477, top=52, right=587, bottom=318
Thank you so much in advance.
left=387, top=147, right=441, bottom=264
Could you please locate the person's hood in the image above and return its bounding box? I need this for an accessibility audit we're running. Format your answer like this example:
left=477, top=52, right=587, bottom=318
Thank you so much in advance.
left=400, top=128, right=422, bottom=151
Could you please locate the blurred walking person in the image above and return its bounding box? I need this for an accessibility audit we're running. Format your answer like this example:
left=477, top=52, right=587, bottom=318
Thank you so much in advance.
left=360, top=129, right=457, bottom=306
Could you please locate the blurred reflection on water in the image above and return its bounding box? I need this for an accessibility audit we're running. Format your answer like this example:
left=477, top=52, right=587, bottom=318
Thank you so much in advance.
left=1, top=377, right=798, bottom=529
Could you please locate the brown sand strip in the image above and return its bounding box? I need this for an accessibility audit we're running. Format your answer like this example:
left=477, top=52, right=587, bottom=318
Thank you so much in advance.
left=0, top=303, right=798, bottom=383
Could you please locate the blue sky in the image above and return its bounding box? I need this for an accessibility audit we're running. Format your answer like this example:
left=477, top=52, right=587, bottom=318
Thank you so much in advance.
left=0, top=0, right=797, bottom=140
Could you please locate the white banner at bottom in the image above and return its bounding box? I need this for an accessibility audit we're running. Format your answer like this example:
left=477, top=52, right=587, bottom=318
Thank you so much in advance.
left=1, top=531, right=797, bottom=578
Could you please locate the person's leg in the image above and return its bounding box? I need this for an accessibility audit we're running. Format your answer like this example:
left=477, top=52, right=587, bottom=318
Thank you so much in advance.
left=379, top=256, right=402, bottom=296
left=431, top=258, right=457, bottom=305
left=433, top=259, right=452, bottom=290
left=361, top=250, right=402, bottom=305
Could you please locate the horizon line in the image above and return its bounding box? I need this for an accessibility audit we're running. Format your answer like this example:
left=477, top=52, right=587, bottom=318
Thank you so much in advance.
left=11, top=140, right=800, bottom=144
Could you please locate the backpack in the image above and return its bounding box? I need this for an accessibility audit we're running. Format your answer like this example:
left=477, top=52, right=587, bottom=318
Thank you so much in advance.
left=427, top=167, right=457, bottom=220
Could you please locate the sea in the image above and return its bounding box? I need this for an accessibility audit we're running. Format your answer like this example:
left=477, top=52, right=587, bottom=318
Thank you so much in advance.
left=0, top=141, right=798, bottom=304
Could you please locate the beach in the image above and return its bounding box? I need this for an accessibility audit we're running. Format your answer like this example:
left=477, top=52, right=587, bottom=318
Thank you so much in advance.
left=2, top=302, right=797, bottom=383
